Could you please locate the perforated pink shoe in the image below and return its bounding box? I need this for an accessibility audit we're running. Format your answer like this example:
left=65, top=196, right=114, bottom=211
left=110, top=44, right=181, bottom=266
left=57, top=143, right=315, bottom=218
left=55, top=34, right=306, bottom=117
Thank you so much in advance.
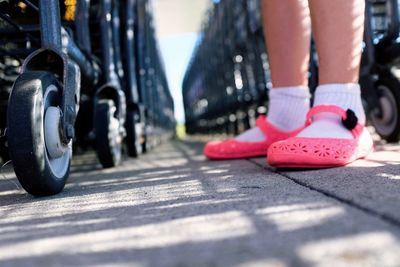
left=267, top=105, right=374, bottom=168
left=204, top=116, right=304, bottom=160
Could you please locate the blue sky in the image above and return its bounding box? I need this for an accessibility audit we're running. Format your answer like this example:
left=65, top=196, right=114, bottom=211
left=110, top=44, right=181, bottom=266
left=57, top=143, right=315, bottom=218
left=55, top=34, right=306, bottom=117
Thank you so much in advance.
left=159, top=32, right=199, bottom=123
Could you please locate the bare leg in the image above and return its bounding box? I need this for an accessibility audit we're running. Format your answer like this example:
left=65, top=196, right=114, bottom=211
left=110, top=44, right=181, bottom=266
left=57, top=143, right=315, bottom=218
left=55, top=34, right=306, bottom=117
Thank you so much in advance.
left=297, top=0, right=367, bottom=139
left=266, top=0, right=372, bottom=168
left=235, top=0, right=312, bottom=142
left=309, top=0, right=365, bottom=84
left=261, top=0, right=311, bottom=87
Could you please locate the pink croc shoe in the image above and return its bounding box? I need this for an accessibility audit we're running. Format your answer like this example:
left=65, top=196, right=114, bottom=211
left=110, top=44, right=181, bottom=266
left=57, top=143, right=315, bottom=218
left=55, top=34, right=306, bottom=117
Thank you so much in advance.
left=267, top=105, right=374, bottom=168
left=204, top=115, right=304, bottom=160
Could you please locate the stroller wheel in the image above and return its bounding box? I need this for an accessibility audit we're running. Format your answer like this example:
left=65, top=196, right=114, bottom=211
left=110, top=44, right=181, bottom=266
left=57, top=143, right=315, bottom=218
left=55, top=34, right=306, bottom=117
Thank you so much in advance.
left=125, top=110, right=143, bottom=157
left=94, top=99, right=122, bottom=168
left=370, top=75, right=400, bottom=142
left=7, top=71, right=71, bottom=196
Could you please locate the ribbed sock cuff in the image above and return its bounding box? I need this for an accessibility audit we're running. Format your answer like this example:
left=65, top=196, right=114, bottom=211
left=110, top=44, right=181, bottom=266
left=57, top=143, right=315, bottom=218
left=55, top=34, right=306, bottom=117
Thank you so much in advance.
left=267, top=86, right=311, bottom=131
left=270, top=86, right=311, bottom=99
left=314, top=83, right=366, bottom=124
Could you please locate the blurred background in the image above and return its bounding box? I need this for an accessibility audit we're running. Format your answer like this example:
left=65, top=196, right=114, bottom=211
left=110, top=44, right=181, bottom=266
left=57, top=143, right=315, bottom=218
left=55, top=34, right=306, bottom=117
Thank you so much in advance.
left=1, top=2, right=400, bottom=265
left=154, top=0, right=211, bottom=124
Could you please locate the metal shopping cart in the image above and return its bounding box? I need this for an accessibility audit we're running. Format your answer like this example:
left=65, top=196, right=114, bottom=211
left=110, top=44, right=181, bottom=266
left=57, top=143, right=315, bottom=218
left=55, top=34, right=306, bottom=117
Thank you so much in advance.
left=183, top=0, right=268, bottom=135
left=361, top=0, right=400, bottom=141
left=0, top=0, right=129, bottom=195
left=0, top=0, right=175, bottom=196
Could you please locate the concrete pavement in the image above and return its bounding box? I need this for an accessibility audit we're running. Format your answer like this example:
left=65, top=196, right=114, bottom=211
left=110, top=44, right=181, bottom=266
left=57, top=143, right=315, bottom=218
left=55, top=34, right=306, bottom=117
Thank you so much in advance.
left=0, top=139, right=400, bottom=267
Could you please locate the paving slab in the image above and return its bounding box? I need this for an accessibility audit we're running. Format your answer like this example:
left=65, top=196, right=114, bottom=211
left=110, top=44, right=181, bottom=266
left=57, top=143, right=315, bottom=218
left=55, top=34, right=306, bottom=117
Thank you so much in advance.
left=253, top=142, right=400, bottom=226
left=0, top=140, right=399, bottom=267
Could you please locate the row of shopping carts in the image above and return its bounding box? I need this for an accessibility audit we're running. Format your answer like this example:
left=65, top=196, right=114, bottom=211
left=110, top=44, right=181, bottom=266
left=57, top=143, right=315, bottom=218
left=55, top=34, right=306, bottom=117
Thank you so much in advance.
left=0, top=0, right=175, bottom=196
left=183, top=0, right=400, bottom=143
left=183, top=0, right=269, bottom=136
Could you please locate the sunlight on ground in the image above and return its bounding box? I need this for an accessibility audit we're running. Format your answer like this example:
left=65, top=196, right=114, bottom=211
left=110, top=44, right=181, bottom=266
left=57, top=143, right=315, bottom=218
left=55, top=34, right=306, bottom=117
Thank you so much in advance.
left=378, top=173, right=400, bottom=180
left=257, top=203, right=344, bottom=232
left=299, top=231, right=400, bottom=266
left=1, top=141, right=400, bottom=266
left=234, top=259, right=287, bottom=267
left=0, top=211, right=255, bottom=260
left=349, top=142, right=400, bottom=167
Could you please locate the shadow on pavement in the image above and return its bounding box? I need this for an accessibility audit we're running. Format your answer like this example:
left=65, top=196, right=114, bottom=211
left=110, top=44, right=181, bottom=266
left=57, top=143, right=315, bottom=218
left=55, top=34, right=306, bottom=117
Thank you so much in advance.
left=0, top=140, right=399, bottom=266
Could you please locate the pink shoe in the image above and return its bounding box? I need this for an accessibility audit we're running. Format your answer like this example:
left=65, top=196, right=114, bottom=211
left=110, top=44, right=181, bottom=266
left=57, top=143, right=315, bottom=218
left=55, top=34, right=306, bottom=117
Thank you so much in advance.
left=204, top=116, right=304, bottom=160
left=267, top=105, right=374, bottom=168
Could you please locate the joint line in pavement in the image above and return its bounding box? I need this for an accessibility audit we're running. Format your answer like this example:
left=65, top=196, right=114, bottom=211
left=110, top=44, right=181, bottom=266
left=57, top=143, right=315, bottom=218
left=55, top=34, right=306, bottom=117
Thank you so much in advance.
left=247, top=158, right=400, bottom=229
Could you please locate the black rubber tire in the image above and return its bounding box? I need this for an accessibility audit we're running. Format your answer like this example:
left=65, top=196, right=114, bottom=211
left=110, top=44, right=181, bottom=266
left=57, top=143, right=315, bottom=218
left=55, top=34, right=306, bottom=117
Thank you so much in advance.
left=370, top=74, right=400, bottom=142
left=0, top=138, right=9, bottom=163
left=125, top=110, right=142, bottom=157
left=7, top=71, right=71, bottom=196
left=142, top=133, right=148, bottom=154
left=0, top=89, right=10, bottom=163
left=94, top=100, right=122, bottom=168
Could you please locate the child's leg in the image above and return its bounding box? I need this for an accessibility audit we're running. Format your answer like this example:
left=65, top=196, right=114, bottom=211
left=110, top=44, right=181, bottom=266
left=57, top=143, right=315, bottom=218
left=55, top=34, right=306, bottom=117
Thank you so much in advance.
left=262, top=0, right=311, bottom=87
left=204, top=0, right=312, bottom=159
left=267, top=0, right=372, bottom=168
left=236, top=0, right=311, bottom=142
left=309, top=0, right=364, bottom=85
left=298, top=0, right=366, bottom=139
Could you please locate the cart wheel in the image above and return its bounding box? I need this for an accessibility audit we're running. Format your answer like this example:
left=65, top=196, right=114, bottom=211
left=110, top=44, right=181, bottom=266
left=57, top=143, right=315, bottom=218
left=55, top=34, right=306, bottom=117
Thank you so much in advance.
left=0, top=137, right=9, bottom=163
left=142, top=133, right=148, bottom=153
left=370, top=75, right=400, bottom=142
left=94, top=99, right=122, bottom=168
left=1, top=92, right=10, bottom=163
left=7, top=71, right=71, bottom=196
left=125, top=110, right=143, bottom=157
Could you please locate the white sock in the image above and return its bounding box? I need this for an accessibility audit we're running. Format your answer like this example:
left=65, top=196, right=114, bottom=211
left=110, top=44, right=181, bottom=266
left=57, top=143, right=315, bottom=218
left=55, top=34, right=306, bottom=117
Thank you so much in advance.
left=298, top=83, right=366, bottom=139
left=236, top=86, right=310, bottom=141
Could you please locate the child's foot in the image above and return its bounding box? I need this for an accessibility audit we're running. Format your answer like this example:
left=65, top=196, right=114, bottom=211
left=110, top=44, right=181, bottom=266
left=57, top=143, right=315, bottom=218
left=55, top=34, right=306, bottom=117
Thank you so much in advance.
left=204, top=86, right=310, bottom=160
left=204, top=116, right=305, bottom=159
left=267, top=84, right=373, bottom=168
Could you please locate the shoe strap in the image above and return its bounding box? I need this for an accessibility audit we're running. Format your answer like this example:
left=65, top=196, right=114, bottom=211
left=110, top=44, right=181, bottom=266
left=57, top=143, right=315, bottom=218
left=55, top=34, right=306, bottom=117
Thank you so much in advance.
left=256, top=115, right=299, bottom=140
left=256, top=115, right=282, bottom=140
left=256, top=115, right=269, bottom=137
left=306, top=105, right=364, bottom=138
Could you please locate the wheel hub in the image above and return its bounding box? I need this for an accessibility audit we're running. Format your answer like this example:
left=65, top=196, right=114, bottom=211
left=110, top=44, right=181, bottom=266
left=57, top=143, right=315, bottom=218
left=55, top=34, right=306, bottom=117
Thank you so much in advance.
left=371, top=84, right=399, bottom=138
left=379, top=96, right=394, bottom=124
left=44, top=106, right=68, bottom=159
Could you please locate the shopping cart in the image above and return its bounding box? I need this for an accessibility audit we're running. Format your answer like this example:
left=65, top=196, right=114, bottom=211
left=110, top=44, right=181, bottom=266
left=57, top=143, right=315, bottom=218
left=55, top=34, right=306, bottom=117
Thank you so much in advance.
left=361, top=0, right=400, bottom=141
left=183, top=0, right=268, bottom=135
left=0, top=0, right=127, bottom=195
